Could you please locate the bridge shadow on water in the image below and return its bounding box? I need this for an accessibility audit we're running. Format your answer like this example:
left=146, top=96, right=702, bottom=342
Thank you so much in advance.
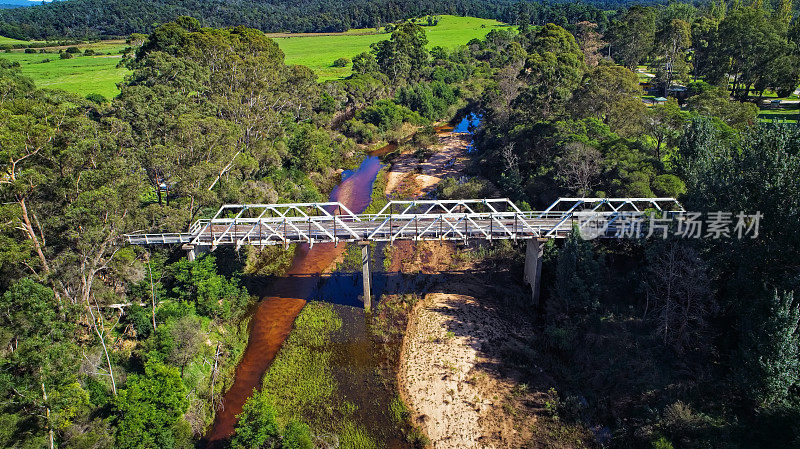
left=243, top=268, right=521, bottom=309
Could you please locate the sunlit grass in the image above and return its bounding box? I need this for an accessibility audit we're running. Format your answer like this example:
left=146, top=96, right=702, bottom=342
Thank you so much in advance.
left=1, top=40, right=129, bottom=98
left=276, top=15, right=513, bottom=80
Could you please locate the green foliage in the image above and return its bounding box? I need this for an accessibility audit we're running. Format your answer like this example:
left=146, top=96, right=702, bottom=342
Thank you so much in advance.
left=434, top=177, right=493, bottom=199
left=332, top=57, right=350, bottom=67
left=652, top=436, right=674, bottom=449
left=231, top=391, right=281, bottom=449
left=395, top=80, right=458, bottom=120
left=735, top=290, right=800, bottom=408
left=609, top=5, right=656, bottom=69
left=549, top=232, right=604, bottom=319
left=114, top=362, right=190, bottom=449
left=518, top=23, right=586, bottom=122
left=167, top=255, right=249, bottom=319
left=357, top=99, right=425, bottom=132
left=686, top=85, right=759, bottom=129
left=282, top=421, right=314, bottom=449
left=651, top=174, right=686, bottom=198
left=372, top=21, right=428, bottom=81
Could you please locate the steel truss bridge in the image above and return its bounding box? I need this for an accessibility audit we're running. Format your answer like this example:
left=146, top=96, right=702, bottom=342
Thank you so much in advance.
left=125, top=197, right=683, bottom=309
left=125, top=197, right=685, bottom=249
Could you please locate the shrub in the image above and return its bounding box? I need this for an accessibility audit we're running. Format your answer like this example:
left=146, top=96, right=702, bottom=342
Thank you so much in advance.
left=652, top=436, right=674, bottom=449
left=86, top=93, right=107, bottom=104
left=60, top=51, right=74, bottom=59
left=84, top=48, right=95, bottom=56
left=282, top=421, right=313, bottom=449
left=167, top=255, right=250, bottom=319
left=357, top=99, right=425, bottom=132
left=342, top=119, right=379, bottom=143
left=651, top=174, right=686, bottom=198
left=231, top=391, right=281, bottom=449
left=332, top=57, right=350, bottom=67
left=24, top=48, right=36, bottom=54
left=434, top=177, right=493, bottom=200
left=65, top=46, right=81, bottom=53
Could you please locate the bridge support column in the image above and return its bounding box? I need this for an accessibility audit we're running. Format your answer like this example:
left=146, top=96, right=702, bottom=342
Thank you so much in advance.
left=360, top=243, right=372, bottom=312
left=184, top=244, right=210, bottom=262
left=523, top=239, right=544, bottom=306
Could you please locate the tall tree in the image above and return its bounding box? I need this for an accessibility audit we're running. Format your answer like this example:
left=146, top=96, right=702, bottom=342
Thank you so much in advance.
left=609, top=5, right=656, bottom=69
left=707, top=7, right=787, bottom=99
left=372, top=21, right=428, bottom=82
left=571, top=62, right=645, bottom=137
left=516, top=24, right=586, bottom=121
left=735, top=290, right=800, bottom=408
left=575, top=21, right=604, bottom=67
left=652, top=19, right=692, bottom=96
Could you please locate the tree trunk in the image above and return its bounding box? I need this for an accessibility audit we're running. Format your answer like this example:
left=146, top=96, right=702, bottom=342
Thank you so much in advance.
left=84, top=289, right=117, bottom=396
left=18, top=197, right=51, bottom=274
left=148, top=256, right=157, bottom=332
left=42, top=383, right=54, bottom=449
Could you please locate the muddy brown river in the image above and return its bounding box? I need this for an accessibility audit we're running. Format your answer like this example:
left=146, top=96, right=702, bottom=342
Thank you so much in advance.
left=205, top=156, right=382, bottom=445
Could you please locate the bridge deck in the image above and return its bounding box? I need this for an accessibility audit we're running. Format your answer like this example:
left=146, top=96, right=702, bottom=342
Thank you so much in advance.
left=126, top=198, right=684, bottom=247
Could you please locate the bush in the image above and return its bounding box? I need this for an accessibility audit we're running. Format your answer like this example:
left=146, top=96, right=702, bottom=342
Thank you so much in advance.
left=114, top=362, right=189, bottom=449
left=86, top=93, right=107, bottom=104
left=24, top=48, right=36, bottom=54
left=357, top=99, right=425, bottom=133
left=651, top=174, right=686, bottom=198
left=230, top=391, right=280, bottom=449
left=60, top=51, right=74, bottom=59
left=167, top=255, right=250, bottom=319
left=434, top=177, right=493, bottom=200
left=652, top=436, right=674, bottom=449
left=332, top=57, right=350, bottom=67
left=65, top=46, right=81, bottom=53
left=282, top=421, right=313, bottom=449
left=342, top=119, right=379, bottom=143
left=84, top=48, right=95, bottom=56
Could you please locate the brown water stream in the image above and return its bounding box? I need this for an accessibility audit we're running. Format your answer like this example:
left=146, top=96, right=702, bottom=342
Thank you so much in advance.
left=205, top=156, right=383, bottom=445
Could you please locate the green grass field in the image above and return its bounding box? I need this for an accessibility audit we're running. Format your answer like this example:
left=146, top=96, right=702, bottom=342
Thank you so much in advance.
left=0, top=16, right=510, bottom=98
left=275, top=15, right=512, bottom=80
left=0, top=35, right=30, bottom=44
left=758, top=106, right=799, bottom=123
left=1, top=40, right=129, bottom=98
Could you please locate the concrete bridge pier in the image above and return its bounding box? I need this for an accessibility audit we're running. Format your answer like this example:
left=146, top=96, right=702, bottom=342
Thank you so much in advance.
left=523, top=239, right=545, bottom=306
left=184, top=244, right=211, bottom=261
left=360, top=243, right=372, bottom=312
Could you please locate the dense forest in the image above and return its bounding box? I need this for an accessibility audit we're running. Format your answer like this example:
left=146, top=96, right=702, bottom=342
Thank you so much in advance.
left=0, top=0, right=799, bottom=447
left=5, top=0, right=617, bottom=39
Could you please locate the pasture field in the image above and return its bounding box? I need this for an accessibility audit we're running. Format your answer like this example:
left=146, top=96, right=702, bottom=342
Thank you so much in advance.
left=0, top=35, right=29, bottom=44
left=0, top=16, right=510, bottom=97
left=274, top=15, right=512, bottom=80
left=1, top=40, right=128, bottom=98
